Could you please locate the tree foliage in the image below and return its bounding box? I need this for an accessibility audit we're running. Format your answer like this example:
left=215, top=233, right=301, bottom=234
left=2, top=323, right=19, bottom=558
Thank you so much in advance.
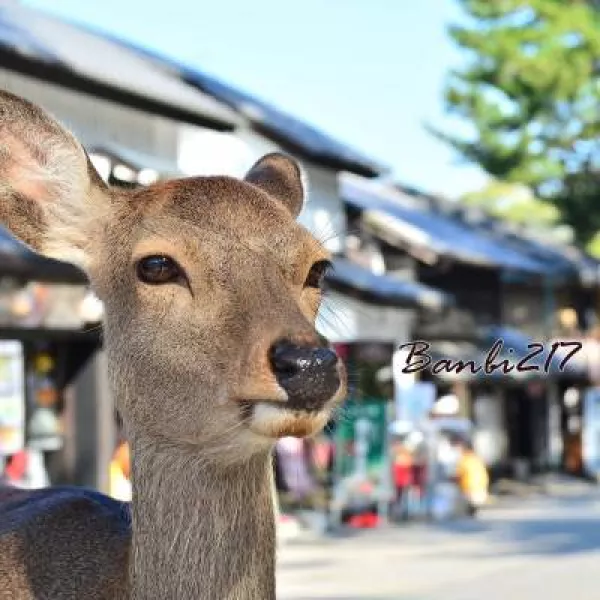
left=434, top=0, right=600, bottom=249
left=462, top=179, right=575, bottom=243
left=462, top=180, right=559, bottom=226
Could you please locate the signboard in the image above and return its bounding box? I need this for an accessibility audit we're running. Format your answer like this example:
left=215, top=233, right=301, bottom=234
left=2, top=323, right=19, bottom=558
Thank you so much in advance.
left=582, top=387, right=600, bottom=478
left=395, top=381, right=436, bottom=425
left=329, top=342, right=395, bottom=522
left=334, top=398, right=388, bottom=480
left=0, top=341, right=25, bottom=455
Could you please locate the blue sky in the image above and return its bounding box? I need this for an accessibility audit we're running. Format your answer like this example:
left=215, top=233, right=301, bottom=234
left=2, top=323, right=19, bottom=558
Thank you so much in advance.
left=24, top=0, right=488, bottom=197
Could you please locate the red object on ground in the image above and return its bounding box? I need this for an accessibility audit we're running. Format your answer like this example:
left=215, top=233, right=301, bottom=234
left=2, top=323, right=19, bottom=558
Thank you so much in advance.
left=5, top=451, right=28, bottom=481
left=347, top=512, right=380, bottom=528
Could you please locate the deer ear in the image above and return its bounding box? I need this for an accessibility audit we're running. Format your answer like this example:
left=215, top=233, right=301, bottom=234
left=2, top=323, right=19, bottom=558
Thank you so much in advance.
left=244, top=153, right=306, bottom=218
left=0, top=90, right=111, bottom=271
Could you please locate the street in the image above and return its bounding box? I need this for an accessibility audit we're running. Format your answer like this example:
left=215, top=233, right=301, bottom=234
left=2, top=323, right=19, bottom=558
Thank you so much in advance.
left=277, top=485, right=600, bottom=599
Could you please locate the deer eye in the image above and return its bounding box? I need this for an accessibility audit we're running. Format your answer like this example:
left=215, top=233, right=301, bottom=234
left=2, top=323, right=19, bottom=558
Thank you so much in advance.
left=136, top=255, right=182, bottom=285
left=304, top=260, right=332, bottom=289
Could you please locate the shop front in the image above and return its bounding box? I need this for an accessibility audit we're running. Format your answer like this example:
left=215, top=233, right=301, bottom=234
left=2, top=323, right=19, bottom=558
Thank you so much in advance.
left=417, top=325, right=591, bottom=481
left=0, top=226, right=104, bottom=490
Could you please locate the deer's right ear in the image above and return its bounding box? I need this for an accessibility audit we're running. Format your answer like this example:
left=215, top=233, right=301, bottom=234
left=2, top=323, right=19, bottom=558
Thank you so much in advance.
left=0, top=90, right=111, bottom=271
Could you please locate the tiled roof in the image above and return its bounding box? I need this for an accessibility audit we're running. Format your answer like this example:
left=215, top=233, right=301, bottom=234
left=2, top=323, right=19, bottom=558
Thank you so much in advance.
left=0, top=3, right=239, bottom=130
left=341, top=175, right=561, bottom=276
left=326, top=257, right=453, bottom=312
left=0, top=225, right=86, bottom=284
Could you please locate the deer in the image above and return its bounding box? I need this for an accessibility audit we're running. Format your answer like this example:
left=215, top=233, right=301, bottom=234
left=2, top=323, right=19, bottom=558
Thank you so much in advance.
left=0, top=89, right=346, bottom=600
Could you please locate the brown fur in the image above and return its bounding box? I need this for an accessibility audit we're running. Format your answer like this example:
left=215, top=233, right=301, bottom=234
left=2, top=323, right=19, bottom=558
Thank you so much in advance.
left=0, top=90, right=346, bottom=599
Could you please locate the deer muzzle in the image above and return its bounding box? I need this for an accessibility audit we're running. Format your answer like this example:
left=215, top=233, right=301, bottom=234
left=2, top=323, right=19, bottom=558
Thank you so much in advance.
left=268, top=341, right=341, bottom=412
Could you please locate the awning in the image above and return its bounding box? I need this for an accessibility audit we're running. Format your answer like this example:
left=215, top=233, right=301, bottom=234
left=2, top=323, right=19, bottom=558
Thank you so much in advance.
left=325, top=258, right=454, bottom=312
left=341, top=175, right=554, bottom=275
left=468, top=218, right=595, bottom=284
left=0, top=225, right=86, bottom=284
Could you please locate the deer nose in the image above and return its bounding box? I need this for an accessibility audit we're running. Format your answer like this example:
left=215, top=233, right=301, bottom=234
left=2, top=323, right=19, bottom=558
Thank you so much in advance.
left=269, top=341, right=340, bottom=411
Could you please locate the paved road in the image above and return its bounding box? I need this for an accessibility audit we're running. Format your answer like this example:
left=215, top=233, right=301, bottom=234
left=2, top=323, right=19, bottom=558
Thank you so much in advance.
left=276, top=491, right=600, bottom=599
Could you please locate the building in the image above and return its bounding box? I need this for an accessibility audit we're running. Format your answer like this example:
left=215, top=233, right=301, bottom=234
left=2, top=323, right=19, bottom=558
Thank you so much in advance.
left=0, top=1, right=241, bottom=492
left=339, top=173, right=599, bottom=480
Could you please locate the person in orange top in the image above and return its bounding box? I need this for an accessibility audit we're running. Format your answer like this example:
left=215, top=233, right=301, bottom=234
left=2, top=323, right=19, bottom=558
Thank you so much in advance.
left=113, top=440, right=130, bottom=479
left=109, top=440, right=131, bottom=501
left=453, top=437, right=489, bottom=517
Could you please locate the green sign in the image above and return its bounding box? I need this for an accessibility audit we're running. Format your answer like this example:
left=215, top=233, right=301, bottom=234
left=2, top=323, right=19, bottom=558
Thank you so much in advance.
left=334, top=397, right=388, bottom=480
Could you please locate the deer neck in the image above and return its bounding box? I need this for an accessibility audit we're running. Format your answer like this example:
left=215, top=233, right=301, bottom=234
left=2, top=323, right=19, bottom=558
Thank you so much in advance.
left=128, top=437, right=276, bottom=600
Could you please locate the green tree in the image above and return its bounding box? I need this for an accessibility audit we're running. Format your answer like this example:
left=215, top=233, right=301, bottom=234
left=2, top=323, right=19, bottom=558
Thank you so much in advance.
left=433, top=0, right=600, bottom=251
left=462, top=179, right=574, bottom=238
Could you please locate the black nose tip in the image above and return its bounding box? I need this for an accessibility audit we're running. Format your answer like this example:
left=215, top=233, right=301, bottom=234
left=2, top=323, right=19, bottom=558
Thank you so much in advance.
left=269, top=341, right=340, bottom=411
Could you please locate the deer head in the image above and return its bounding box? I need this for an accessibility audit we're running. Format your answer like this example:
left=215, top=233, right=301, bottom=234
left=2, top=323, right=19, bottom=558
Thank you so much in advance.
left=0, top=90, right=346, bottom=464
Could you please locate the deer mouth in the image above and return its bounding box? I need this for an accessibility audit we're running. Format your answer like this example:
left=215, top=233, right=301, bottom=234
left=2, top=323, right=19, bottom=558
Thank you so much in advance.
left=239, top=400, right=333, bottom=439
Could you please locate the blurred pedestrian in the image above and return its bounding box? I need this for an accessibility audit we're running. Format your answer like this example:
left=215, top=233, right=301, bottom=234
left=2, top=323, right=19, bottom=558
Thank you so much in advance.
left=109, top=439, right=131, bottom=502
left=275, top=437, right=316, bottom=510
left=391, top=440, right=413, bottom=521
left=411, top=449, right=428, bottom=516
left=453, top=438, right=489, bottom=517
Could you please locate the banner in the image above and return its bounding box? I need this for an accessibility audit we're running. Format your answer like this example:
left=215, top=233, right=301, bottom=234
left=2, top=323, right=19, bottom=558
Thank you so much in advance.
left=0, top=341, right=25, bottom=455
left=582, top=387, right=600, bottom=478
left=334, top=397, right=388, bottom=480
